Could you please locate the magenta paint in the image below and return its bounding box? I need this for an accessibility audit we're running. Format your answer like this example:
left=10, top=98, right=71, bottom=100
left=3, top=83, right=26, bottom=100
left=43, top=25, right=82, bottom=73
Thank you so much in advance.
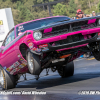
left=88, top=35, right=92, bottom=39
left=83, top=35, right=88, bottom=40
left=0, top=16, right=100, bottom=76
left=88, top=19, right=96, bottom=24
left=56, top=43, right=88, bottom=51
left=34, top=27, right=100, bottom=46
left=44, top=28, right=52, bottom=33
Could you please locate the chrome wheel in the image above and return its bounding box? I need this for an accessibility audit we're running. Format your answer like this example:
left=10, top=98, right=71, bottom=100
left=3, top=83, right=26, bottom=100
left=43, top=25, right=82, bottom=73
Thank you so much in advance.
left=27, top=52, right=34, bottom=71
left=0, top=70, right=4, bottom=86
left=26, top=50, right=41, bottom=75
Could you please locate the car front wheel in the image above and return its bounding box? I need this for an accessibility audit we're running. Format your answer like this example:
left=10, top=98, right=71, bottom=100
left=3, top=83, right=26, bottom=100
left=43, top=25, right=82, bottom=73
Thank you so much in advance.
left=26, top=50, right=41, bottom=75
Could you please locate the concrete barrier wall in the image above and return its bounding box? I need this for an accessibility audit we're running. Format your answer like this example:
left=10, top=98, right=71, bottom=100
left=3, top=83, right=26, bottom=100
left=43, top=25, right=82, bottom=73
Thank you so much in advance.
left=0, top=8, right=14, bottom=47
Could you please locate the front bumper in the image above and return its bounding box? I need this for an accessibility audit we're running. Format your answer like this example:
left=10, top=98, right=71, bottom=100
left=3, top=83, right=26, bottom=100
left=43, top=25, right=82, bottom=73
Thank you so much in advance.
left=31, top=33, right=98, bottom=55
left=48, top=33, right=98, bottom=51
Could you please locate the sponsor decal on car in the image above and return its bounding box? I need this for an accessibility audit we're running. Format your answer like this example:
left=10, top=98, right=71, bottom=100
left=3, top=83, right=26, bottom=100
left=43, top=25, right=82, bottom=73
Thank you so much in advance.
left=18, top=64, right=26, bottom=70
left=9, top=65, right=14, bottom=70
left=18, top=65, right=23, bottom=69
left=21, top=63, right=26, bottom=67
left=4, top=61, right=21, bottom=73
left=36, top=48, right=41, bottom=52
left=10, top=69, right=16, bottom=75
left=42, top=48, right=49, bottom=52
left=22, top=61, right=27, bottom=66
left=20, top=58, right=27, bottom=66
left=18, top=25, right=24, bottom=31
left=18, top=54, right=21, bottom=58
left=15, top=68, right=20, bottom=72
left=27, top=40, right=31, bottom=42
left=28, top=42, right=34, bottom=49
left=32, top=47, right=37, bottom=51
left=6, top=68, right=10, bottom=72
left=3, top=66, right=10, bottom=73
left=20, top=58, right=24, bottom=61
left=18, top=32, right=23, bottom=36
left=13, top=61, right=20, bottom=68
left=97, top=32, right=100, bottom=40
left=9, top=63, right=27, bottom=75
left=31, top=47, right=41, bottom=52
left=39, top=44, right=48, bottom=49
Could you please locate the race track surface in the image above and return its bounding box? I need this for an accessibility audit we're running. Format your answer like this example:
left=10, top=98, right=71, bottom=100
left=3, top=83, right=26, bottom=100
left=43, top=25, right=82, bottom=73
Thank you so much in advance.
left=0, top=58, right=100, bottom=100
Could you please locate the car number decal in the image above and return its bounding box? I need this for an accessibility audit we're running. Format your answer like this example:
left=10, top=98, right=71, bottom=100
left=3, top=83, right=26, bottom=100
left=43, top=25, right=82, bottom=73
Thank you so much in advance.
left=18, top=25, right=24, bottom=31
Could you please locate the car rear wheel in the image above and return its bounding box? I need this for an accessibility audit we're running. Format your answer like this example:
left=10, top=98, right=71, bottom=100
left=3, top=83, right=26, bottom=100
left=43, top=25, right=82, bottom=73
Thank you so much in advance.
left=0, top=65, right=16, bottom=90
left=26, top=50, right=41, bottom=75
left=58, top=61, right=74, bottom=78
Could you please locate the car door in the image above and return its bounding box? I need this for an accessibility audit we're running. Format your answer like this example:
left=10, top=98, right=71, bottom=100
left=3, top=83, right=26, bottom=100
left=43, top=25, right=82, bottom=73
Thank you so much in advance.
left=0, top=28, right=18, bottom=68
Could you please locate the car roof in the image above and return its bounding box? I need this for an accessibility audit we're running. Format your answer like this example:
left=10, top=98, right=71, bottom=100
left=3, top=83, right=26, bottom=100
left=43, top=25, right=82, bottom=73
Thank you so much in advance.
left=15, top=16, right=70, bottom=27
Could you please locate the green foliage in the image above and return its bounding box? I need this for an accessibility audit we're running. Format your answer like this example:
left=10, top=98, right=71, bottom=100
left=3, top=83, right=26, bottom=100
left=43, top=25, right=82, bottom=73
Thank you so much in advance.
left=97, top=2, right=100, bottom=13
left=79, top=0, right=88, bottom=10
left=68, top=0, right=76, bottom=13
left=68, top=0, right=77, bottom=17
left=18, top=6, right=33, bottom=23
left=0, top=0, right=99, bottom=24
left=53, top=3, right=67, bottom=16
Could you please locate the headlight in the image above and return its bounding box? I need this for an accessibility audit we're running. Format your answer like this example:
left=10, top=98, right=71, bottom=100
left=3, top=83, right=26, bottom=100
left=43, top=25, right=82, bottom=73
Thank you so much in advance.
left=33, top=31, right=42, bottom=40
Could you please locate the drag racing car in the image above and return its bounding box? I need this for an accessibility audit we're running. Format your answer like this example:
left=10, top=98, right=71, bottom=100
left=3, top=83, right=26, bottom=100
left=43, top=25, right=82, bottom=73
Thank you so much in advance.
left=0, top=16, right=100, bottom=90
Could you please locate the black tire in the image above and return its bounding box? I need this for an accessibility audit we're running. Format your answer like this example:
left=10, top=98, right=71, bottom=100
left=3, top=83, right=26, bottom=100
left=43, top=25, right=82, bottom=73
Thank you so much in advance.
left=58, top=61, right=74, bottom=78
left=26, top=50, right=41, bottom=75
left=92, top=42, right=100, bottom=61
left=0, top=65, right=16, bottom=90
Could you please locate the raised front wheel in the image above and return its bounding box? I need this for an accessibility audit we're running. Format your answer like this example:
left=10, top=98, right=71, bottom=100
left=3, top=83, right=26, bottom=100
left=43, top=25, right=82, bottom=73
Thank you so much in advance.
left=26, top=50, right=41, bottom=75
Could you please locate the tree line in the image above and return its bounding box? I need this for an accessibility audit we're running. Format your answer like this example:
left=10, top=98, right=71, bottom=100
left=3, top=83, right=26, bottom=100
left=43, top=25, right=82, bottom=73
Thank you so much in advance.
left=0, top=0, right=100, bottom=25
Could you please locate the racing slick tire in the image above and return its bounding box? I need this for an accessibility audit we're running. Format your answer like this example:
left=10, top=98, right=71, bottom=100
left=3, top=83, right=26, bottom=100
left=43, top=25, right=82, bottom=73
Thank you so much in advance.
left=26, top=50, right=41, bottom=75
left=0, top=65, right=16, bottom=90
left=58, top=61, right=74, bottom=78
left=92, top=42, right=100, bottom=61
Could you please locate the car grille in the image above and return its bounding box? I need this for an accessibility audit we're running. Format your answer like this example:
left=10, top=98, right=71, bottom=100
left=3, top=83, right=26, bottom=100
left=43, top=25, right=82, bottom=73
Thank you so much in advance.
left=49, top=34, right=84, bottom=46
left=72, top=22, right=96, bottom=31
left=42, top=24, right=70, bottom=38
left=42, top=20, right=97, bottom=39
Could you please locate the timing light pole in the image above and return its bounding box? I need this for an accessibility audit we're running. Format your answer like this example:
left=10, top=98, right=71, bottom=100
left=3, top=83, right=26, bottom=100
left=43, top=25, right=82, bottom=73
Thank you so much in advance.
left=32, top=0, right=65, bottom=16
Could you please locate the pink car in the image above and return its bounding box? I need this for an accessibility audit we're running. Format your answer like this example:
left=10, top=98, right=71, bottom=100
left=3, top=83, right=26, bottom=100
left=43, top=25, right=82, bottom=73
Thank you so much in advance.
left=0, top=16, right=100, bottom=90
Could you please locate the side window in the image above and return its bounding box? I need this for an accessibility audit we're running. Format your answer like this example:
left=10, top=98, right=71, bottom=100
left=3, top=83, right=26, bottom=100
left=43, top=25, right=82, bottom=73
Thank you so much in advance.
left=4, top=30, right=15, bottom=46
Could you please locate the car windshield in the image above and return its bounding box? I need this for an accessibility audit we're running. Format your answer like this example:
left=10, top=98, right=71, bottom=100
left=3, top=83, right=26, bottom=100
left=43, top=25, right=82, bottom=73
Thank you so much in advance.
left=16, top=16, right=70, bottom=36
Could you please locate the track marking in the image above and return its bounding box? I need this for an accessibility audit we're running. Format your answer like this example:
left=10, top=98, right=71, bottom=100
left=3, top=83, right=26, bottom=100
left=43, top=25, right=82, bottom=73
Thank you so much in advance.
left=74, top=58, right=84, bottom=61
left=87, top=57, right=95, bottom=60
left=75, top=57, right=95, bottom=61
